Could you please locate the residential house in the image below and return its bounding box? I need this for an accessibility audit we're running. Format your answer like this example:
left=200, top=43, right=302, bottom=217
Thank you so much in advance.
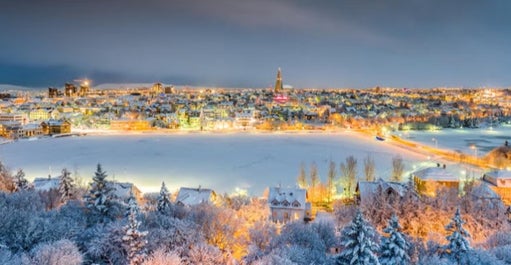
left=356, top=179, right=407, bottom=205
left=412, top=165, right=459, bottom=196
left=176, top=187, right=217, bottom=206
left=40, top=120, right=71, bottom=135
left=267, top=187, right=312, bottom=223
left=483, top=170, right=511, bottom=204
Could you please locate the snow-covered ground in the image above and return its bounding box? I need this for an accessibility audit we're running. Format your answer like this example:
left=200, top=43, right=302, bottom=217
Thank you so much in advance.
left=0, top=132, right=434, bottom=195
left=401, top=126, right=511, bottom=155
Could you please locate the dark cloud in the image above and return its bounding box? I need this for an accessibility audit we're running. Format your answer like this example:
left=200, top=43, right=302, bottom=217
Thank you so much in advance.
left=1, top=0, right=510, bottom=87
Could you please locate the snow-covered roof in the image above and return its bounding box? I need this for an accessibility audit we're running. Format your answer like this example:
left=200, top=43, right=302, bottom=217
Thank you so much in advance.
left=357, top=179, right=407, bottom=204
left=176, top=187, right=216, bottom=206
left=267, top=187, right=307, bottom=210
left=33, top=177, right=60, bottom=191
left=109, top=182, right=141, bottom=200
left=483, top=170, right=511, bottom=187
left=412, top=167, right=459, bottom=182
left=471, top=182, right=501, bottom=200
left=484, top=170, right=511, bottom=180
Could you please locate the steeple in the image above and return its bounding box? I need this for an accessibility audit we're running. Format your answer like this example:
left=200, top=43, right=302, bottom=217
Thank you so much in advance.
left=274, top=68, right=283, bottom=93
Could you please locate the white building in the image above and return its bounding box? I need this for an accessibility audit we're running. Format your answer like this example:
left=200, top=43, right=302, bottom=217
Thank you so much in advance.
left=176, top=187, right=217, bottom=206
left=267, top=187, right=312, bottom=223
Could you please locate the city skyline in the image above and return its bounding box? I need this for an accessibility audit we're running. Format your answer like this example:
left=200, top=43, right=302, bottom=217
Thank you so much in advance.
left=1, top=0, right=510, bottom=88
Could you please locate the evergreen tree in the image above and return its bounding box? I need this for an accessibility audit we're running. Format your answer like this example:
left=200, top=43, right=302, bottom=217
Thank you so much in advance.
left=59, top=168, right=74, bottom=202
left=13, top=169, right=29, bottom=191
left=380, top=214, right=411, bottom=265
left=310, top=162, right=319, bottom=203
left=444, top=208, right=471, bottom=264
left=157, top=181, right=171, bottom=213
left=337, top=210, right=380, bottom=265
left=84, top=164, right=115, bottom=223
left=123, top=193, right=147, bottom=265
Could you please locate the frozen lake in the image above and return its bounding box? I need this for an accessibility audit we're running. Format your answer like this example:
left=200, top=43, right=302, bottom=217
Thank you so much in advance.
left=403, top=126, right=511, bottom=156
left=0, top=132, right=431, bottom=195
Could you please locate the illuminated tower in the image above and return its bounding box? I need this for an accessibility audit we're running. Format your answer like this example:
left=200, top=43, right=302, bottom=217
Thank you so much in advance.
left=274, top=68, right=283, bottom=93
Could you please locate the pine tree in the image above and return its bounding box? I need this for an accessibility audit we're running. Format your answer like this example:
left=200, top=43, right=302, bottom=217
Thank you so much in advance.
left=157, top=181, right=171, bottom=213
left=310, top=162, right=319, bottom=203
left=444, top=208, right=471, bottom=264
left=337, top=210, right=380, bottom=265
left=14, top=169, right=29, bottom=191
left=123, top=193, right=148, bottom=265
left=59, top=168, right=74, bottom=202
left=380, top=214, right=410, bottom=265
left=85, top=164, right=114, bottom=222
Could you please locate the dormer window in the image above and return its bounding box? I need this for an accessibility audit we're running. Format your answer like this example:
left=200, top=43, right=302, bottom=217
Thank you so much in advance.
left=271, top=199, right=280, bottom=206
left=292, top=200, right=301, bottom=207
left=282, top=200, right=290, bottom=207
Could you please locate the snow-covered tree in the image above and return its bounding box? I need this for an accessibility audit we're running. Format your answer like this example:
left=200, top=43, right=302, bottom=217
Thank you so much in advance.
left=84, top=164, right=115, bottom=222
left=157, top=181, right=171, bottom=213
left=336, top=209, right=380, bottom=265
left=30, top=239, right=83, bottom=265
left=13, top=169, right=29, bottom=191
left=142, top=247, right=181, bottom=265
left=380, top=214, right=410, bottom=265
left=297, top=162, right=307, bottom=189
left=444, top=208, right=471, bottom=264
left=123, top=193, right=148, bottom=265
left=59, top=168, right=74, bottom=202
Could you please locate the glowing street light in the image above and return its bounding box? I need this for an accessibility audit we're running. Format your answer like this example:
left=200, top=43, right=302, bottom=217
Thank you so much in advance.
left=470, top=144, right=478, bottom=158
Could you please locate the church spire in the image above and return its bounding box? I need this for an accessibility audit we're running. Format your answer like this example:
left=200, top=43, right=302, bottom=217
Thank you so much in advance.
left=274, top=67, right=283, bottom=93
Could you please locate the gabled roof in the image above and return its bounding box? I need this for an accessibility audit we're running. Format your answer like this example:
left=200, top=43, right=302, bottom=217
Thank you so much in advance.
left=484, top=170, right=511, bottom=180
left=33, top=177, right=60, bottom=191
left=357, top=179, right=407, bottom=204
left=176, top=187, right=215, bottom=206
left=267, top=187, right=307, bottom=210
left=412, top=167, right=458, bottom=182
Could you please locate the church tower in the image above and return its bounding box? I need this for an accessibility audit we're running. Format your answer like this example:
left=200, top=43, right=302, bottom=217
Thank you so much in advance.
left=274, top=68, right=283, bottom=93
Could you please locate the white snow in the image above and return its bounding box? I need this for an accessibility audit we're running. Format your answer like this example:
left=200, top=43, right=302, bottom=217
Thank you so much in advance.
left=0, top=131, right=447, bottom=195
left=400, top=126, right=511, bottom=155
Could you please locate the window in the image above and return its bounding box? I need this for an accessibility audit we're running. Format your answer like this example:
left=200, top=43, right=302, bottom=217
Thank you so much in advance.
left=283, top=212, right=289, bottom=221
left=282, top=200, right=290, bottom=207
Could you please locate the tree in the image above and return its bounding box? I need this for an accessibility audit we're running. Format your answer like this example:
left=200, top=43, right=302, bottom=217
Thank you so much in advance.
left=340, top=156, right=357, bottom=198
left=30, top=239, right=83, bottom=265
left=337, top=209, right=380, bottom=265
left=364, top=154, right=376, bottom=182
left=391, top=156, right=404, bottom=182
left=297, top=162, right=307, bottom=189
left=84, top=164, right=115, bottom=223
left=327, top=160, right=336, bottom=203
left=13, top=169, right=29, bottom=192
left=59, top=168, right=75, bottom=202
left=310, top=162, right=319, bottom=203
left=380, top=214, right=410, bottom=265
left=0, top=161, right=14, bottom=192
left=123, top=193, right=148, bottom=265
left=444, top=208, right=471, bottom=264
left=157, top=181, right=171, bottom=213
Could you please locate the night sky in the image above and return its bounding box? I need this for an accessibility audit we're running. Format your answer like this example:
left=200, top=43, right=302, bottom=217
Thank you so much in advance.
left=1, top=0, right=510, bottom=88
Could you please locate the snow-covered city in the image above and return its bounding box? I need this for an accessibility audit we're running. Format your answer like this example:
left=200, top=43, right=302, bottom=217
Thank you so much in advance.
left=2, top=1, right=511, bottom=265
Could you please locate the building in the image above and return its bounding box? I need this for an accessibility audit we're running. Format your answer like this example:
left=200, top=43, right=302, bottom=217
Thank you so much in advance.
left=267, top=187, right=312, bottom=223
left=0, top=113, right=28, bottom=125
left=356, top=179, right=407, bottom=205
left=176, top=187, right=217, bottom=206
left=29, top=108, right=51, bottom=121
left=64, top=83, right=77, bottom=97
left=110, top=119, right=151, bottom=131
left=40, top=120, right=71, bottom=135
left=110, top=182, right=144, bottom=203
left=274, top=68, right=283, bottom=94
left=33, top=177, right=60, bottom=191
left=412, top=165, right=459, bottom=196
left=483, top=170, right=511, bottom=204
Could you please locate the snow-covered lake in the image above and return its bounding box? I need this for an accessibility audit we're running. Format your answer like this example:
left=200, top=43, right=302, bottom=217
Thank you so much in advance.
left=402, top=126, right=511, bottom=156
left=0, top=132, right=432, bottom=195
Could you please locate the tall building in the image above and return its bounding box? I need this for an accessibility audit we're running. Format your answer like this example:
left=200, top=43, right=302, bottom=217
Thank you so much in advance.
left=274, top=68, right=283, bottom=93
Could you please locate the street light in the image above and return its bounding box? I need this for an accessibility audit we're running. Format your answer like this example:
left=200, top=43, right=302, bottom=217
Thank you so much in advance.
left=432, top=137, right=438, bottom=149
left=470, top=144, right=478, bottom=158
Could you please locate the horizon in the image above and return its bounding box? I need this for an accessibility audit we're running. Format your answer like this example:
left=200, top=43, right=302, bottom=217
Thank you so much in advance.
left=1, top=1, right=511, bottom=88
